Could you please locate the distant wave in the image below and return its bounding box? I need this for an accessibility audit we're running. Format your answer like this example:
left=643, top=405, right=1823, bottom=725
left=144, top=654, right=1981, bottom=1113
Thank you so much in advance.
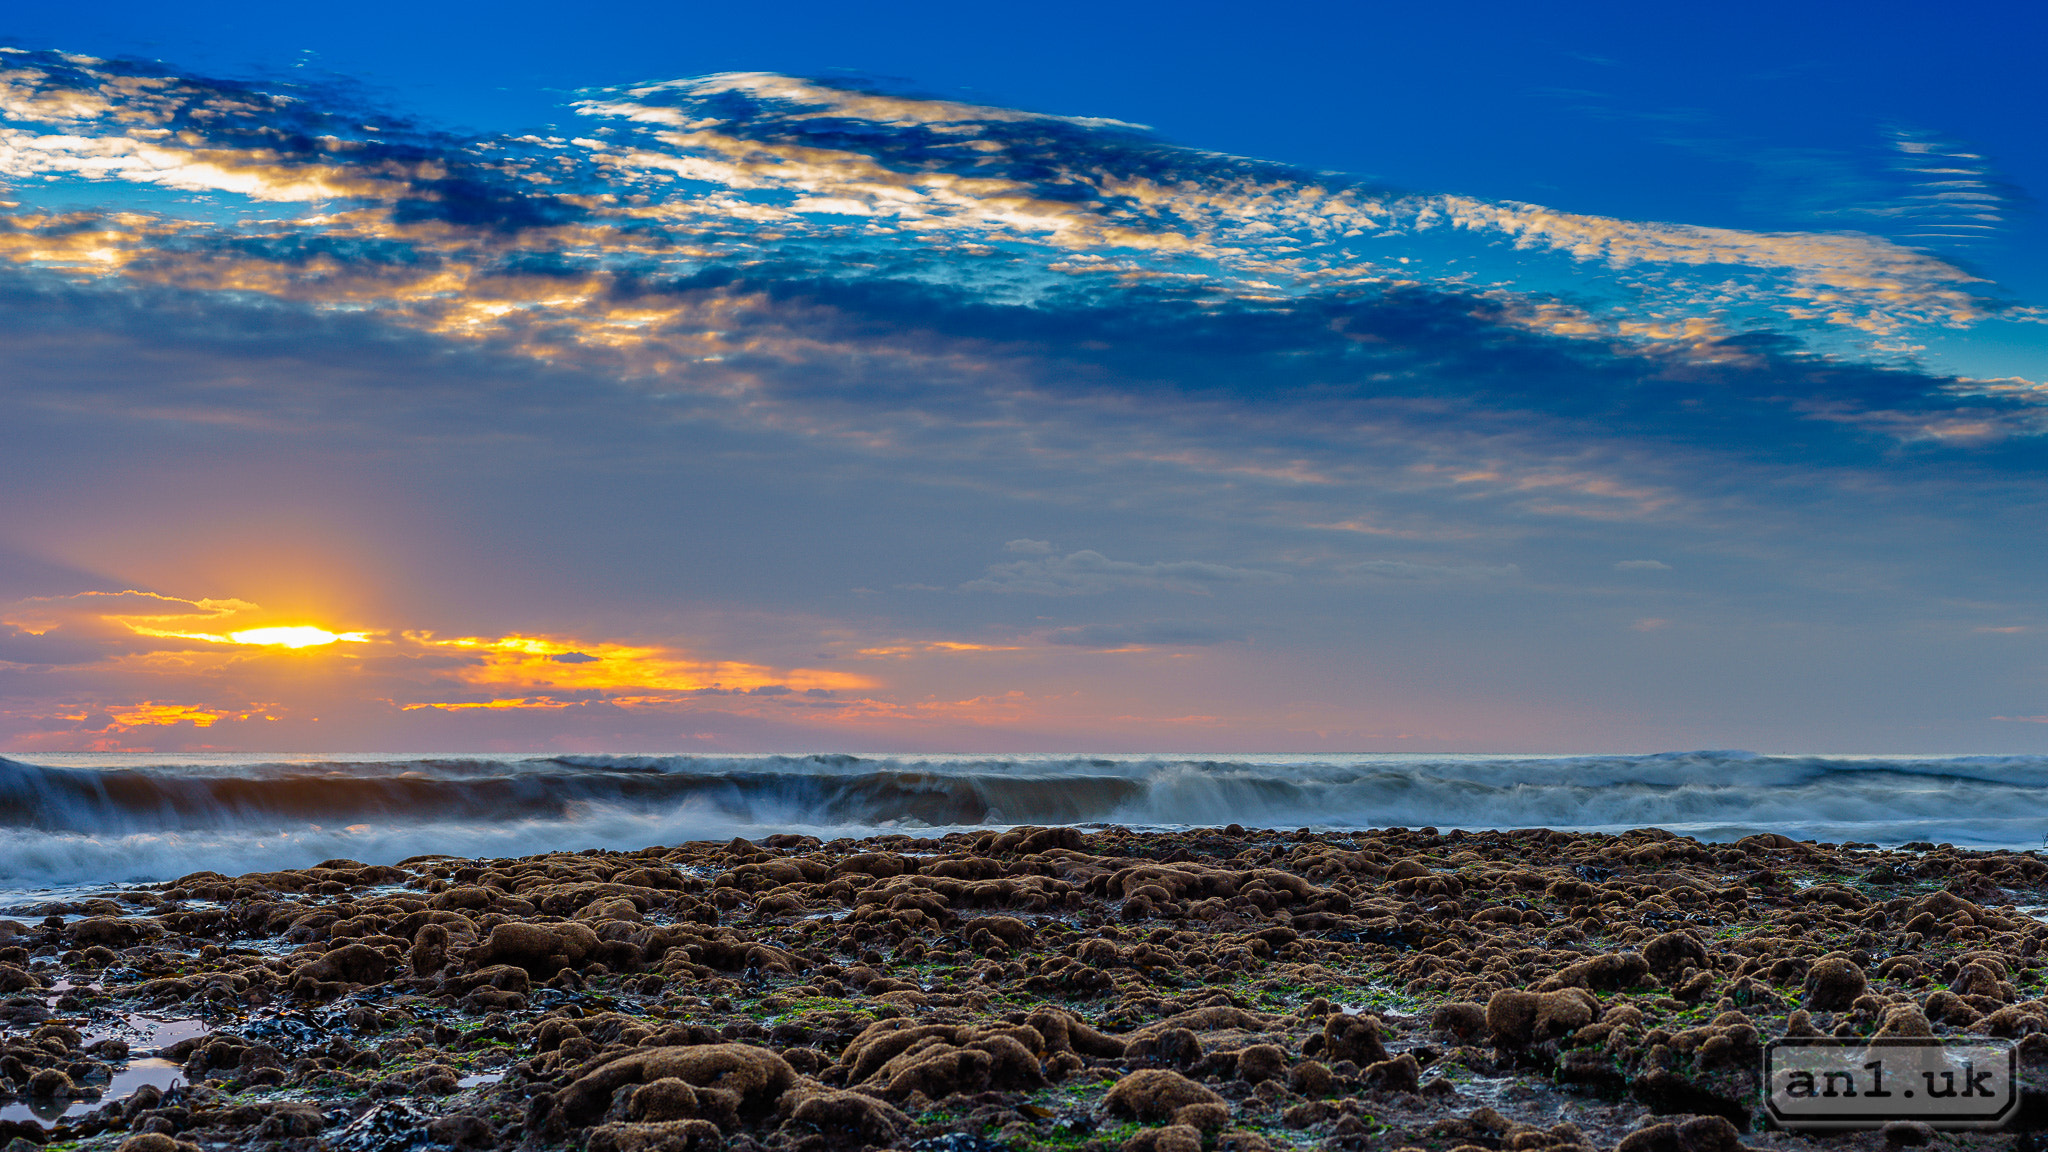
left=2, top=751, right=2046, bottom=885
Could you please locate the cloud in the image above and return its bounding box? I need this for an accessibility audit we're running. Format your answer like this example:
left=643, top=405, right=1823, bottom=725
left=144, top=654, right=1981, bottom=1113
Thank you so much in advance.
left=0, top=52, right=2043, bottom=753
left=0, top=50, right=2013, bottom=394
left=1615, top=559, right=1672, bottom=571
left=0, top=586, right=886, bottom=748
left=960, top=550, right=1291, bottom=596
left=1337, top=560, right=1522, bottom=583
left=1043, top=623, right=1248, bottom=648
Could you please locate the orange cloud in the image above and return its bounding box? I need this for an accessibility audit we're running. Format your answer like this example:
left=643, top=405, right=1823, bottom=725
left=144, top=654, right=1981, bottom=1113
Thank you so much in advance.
left=106, top=701, right=273, bottom=728
left=400, top=696, right=577, bottom=713
left=4, top=589, right=368, bottom=649
left=2, top=587, right=888, bottom=741
left=852, top=640, right=1026, bottom=658
left=407, top=632, right=872, bottom=695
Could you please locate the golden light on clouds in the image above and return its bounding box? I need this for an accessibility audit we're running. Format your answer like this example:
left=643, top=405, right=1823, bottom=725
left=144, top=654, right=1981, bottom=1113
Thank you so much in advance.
left=400, top=631, right=875, bottom=711
left=225, top=626, right=369, bottom=648
left=3, top=590, right=369, bottom=650
left=1, top=585, right=1084, bottom=747
left=105, top=701, right=274, bottom=728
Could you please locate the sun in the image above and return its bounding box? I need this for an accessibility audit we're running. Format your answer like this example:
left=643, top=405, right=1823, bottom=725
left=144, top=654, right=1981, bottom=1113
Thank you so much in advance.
left=227, top=626, right=369, bottom=648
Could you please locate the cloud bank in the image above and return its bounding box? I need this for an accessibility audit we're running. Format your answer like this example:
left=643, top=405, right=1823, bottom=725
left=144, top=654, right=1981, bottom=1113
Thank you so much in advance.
left=0, top=50, right=2043, bottom=752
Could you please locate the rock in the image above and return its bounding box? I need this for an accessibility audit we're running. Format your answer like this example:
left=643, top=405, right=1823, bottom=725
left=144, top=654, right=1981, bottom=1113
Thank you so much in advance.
left=625, top=1079, right=740, bottom=1129
left=469, top=920, right=602, bottom=978
left=1803, top=956, right=1866, bottom=1011
left=299, top=942, right=390, bottom=985
left=27, top=1068, right=74, bottom=1097
left=1616, top=1123, right=1681, bottom=1152
left=253, top=1103, right=325, bottom=1138
left=783, top=1089, right=909, bottom=1143
left=1643, top=931, right=1709, bottom=975
left=1430, top=1002, right=1487, bottom=1040
left=1320, top=1013, right=1389, bottom=1064
left=1880, top=1120, right=1936, bottom=1146
left=1674, top=1115, right=1741, bottom=1152
left=1154, top=1027, right=1200, bottom=1065
left=1362, top=1053, right=1422, bottom=1092
left=115, top=1137, right=202, bottom=1152
left=1288, top=1059, right=1333, bottom=1097
left=1172, top=1101, right=1231, bottom=1131
left=1874, top=1004, right=1933, bottom=1038
left=1485, top=988, right=1598, bottom=1046
left=1783, top=1009, right=1822, bottom=1037
left=1123, top=1123, right=1203, bottom=1152
left=1105, top=1069, right=1228, bottom=1122
left=411, top=922, right=451, bottom=975
left=1025, top=1007, right=1127, bottom=1058
left=426, top=1114, right=496, bottom=1148
left=555, top=1044, right=796, bottom=1126
left=965, top=916, right=1033, bottom=951
left=1542, top=952, right=1650, bottom=992
left=68, top=916, right=159, bottom=948
left=587, top=1120, right=723, bottom=1152
left=857, top=1028, right=1046, bottom=1098
left=1235, top=1043, right=1286, bottom=1084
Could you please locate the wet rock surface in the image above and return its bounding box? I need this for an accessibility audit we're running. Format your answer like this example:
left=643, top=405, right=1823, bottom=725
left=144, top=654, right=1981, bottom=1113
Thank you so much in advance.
left=1, top=827, right=2047, bottom=1149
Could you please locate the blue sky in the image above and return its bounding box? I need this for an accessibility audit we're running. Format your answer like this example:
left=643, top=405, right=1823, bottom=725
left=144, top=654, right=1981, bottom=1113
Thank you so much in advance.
left=0, top=1, right=2043, bottom=753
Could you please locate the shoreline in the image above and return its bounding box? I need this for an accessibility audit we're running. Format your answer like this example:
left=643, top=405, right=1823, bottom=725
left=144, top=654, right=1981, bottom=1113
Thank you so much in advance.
left=2, top=824, right=2044, bottom=1152
left=11, top=750, right=2048, bottom=888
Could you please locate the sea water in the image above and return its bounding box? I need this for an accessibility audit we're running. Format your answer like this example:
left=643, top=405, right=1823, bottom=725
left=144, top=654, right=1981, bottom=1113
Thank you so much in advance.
left=4, top=750, right=2046, bottom=890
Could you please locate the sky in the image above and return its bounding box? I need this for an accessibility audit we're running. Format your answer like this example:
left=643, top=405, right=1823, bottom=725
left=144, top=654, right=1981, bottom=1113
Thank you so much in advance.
left=0, top=0, right=2044, bottom=755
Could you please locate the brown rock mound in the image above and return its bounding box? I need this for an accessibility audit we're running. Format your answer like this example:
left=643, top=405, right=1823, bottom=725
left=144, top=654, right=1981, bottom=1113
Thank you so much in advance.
left=1486, top=988, right=1599, bottom=1046
left=1539, top=952, right=1649, bottom=992
left=1319, top=1012, right=1390, bottom=1065
left=1643, top=931, right=1709, bottom=975
left=1106, top=1069, right=1228, bottom=1122
left=555, top=1044, right=795, bottom=1126
left=622, top=1079, right=740, bottom=1129
left=587, top=1120, right=723, bottom=1152
left=1615, top=1115, right=1741, bottom=1152
left=782, top=1088, right=910, bottom=1144
left=469, top=920, right=602, bottom=977
left=1803, top=956, right=1867, bottom=1011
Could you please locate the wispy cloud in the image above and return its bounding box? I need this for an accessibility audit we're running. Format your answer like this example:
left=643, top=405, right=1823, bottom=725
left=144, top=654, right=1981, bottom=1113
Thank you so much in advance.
left=1043, top=623, right=1248, bottom=648
left=1335, top=560, right=1521, bottom=583
left=0, top=52, right=2014, bottom=375
left=960, top=550, right=1290, bottom=596
left=0, top=52, right=2043, bottom=752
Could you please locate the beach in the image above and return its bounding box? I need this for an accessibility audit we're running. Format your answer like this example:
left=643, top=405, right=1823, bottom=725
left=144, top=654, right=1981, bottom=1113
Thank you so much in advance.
left=3, top=820, right=2044, bottom=1152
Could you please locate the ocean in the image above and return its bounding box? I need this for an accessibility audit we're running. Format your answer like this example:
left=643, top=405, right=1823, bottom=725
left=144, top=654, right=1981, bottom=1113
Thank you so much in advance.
left=3, top=749, right=2045, bottom=892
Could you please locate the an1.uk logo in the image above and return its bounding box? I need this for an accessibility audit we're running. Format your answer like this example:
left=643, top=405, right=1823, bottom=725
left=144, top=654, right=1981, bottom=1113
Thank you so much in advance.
left=1764, top=1038, right=2017, bottom=1130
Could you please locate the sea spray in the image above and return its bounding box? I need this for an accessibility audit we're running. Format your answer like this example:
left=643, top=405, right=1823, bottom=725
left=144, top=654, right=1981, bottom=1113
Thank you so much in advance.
left=4, top=750, right=2047, bottom=884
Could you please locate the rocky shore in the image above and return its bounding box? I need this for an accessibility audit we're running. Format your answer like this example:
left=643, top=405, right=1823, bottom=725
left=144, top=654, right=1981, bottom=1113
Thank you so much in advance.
left=2, top=824, right=2045, bottom=1152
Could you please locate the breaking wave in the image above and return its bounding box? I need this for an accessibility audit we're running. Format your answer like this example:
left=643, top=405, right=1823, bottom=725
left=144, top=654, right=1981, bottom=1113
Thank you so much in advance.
left=3, top=750, right=2046, bottom=885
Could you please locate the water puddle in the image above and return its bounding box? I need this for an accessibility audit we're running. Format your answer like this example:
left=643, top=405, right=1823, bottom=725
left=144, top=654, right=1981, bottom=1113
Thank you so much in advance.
left=456, top=1071, right=505, bottom=1088
left=0, top=1057, right=182, bottom=1126
left=136, top=1015, right=210, bottom=1049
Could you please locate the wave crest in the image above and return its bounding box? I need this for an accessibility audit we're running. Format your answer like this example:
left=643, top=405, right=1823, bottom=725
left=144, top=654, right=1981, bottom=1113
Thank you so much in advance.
left=2, top=750, right=2045, bottom=884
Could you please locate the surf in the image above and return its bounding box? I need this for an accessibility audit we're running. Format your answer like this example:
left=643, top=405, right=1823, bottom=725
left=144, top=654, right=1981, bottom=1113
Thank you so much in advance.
left=3, top=750, right=2046, bottom=884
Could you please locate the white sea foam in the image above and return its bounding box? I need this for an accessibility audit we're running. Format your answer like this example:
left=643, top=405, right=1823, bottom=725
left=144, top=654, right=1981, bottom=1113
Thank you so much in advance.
left=0, top=750, right=2043, bottom=885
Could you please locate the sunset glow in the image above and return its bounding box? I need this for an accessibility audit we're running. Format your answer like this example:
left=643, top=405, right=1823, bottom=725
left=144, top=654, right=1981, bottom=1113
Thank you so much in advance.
left=227, top=626, right=370, bottom=648
left=0, top=10, right=2041, bottom=755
